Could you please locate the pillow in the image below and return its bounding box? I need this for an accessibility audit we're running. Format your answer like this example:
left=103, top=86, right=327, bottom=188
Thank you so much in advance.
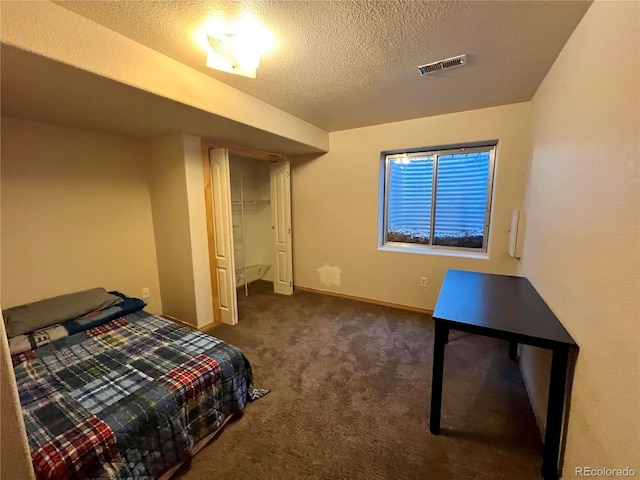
left=64, top=292, right=146, bottom=335
left=8, top=324, right=68, bottom=356
left=3, top=288, right=122, bottom=338
left=8, top=292, right=146, bottom=355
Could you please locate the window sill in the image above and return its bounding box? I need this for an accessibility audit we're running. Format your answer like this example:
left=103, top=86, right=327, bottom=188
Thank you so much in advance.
left=377, top=244, right=490, bottom=259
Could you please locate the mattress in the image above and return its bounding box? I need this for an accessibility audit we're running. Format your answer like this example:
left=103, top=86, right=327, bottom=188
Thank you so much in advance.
left=12, top=311, right=256, bottom=479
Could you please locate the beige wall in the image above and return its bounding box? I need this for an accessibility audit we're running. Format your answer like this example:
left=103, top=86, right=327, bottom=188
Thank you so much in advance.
left=0, top=313, right=35, bottom=480
left=518, top=0, right=640, bottom=475
left=183, top=136, right=214, bottom=328
left=291, top=102, right=532, bottom=309
left=148, top=135, right=213, bottom=328
left=148, top=135, right=197, bottom=325
left=1, top=117, right=162, bottom=313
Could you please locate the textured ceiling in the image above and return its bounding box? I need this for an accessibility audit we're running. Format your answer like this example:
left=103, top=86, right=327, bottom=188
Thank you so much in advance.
left=54, top=0, right=591, bottom=132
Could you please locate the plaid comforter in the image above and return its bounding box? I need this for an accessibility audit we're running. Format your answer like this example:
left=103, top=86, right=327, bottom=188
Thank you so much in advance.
left=12, top=311, right=254, bottom=479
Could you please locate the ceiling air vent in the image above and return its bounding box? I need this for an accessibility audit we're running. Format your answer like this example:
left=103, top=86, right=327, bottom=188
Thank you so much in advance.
left=418, top=54, right=467, bottom=76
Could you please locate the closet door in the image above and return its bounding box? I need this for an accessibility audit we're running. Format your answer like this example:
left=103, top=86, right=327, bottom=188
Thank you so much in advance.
left=209, top=148, right=238, bottom=324
left=270, top=160, right=293, bottom=295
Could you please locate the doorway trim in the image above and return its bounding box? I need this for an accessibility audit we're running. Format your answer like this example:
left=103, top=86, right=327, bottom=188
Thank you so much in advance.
left=206, top=143, right=285, bottom=163
left=202, top=142, right=289, bottom=325
left=201, top=142, right=221, bottom=325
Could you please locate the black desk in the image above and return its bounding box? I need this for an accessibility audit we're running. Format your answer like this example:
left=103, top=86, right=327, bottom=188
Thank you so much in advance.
left=429, top=270, right=578, bottom=480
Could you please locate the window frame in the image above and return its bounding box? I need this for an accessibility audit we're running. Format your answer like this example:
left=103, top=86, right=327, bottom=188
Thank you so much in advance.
left=380, top=141, right=497, bottom=255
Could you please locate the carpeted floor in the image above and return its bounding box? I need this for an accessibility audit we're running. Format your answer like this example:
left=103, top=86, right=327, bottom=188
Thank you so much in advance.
left=176, top=281, right=543, bottom=480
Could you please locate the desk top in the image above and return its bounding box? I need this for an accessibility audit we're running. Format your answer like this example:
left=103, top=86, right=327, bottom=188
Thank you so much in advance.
left=433, top=270, right=577, bottom=347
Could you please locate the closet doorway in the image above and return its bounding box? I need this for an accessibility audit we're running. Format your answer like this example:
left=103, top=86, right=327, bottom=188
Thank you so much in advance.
left=208, top=148, right=292, bottom=325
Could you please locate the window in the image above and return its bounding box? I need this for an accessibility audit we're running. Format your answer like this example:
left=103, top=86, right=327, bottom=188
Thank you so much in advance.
left=381, top=143, right=496, bottom=253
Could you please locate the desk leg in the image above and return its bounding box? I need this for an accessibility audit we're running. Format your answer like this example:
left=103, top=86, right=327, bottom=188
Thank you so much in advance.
left=430, top=322, right=449, bottom=435
left=541, top=346, right=569, bottom=480
left=509, top=341, right=518, bottom=361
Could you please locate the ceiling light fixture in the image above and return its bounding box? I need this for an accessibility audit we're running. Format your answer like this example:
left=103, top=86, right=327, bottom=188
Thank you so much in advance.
left=199, top=15, right=274, bottom=79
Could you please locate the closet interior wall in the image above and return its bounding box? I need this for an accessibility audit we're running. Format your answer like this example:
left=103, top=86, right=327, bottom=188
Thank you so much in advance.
left=229, top=154, right=274, bottom=295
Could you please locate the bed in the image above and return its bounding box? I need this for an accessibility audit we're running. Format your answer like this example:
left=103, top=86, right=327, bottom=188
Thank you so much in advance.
left=7, top=290, right=266, bottom=479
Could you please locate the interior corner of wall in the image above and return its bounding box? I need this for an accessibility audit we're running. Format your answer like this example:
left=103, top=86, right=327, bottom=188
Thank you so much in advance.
left=181, top=133, right=202, bottom=147
left=180, top=133, right=213, bottom=330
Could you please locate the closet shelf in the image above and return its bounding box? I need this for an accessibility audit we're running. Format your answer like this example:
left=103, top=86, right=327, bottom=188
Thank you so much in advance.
left=235, top=263, right=271, bottom=275
left=231, top=200, right=270, bottom=213
left=235, top=264, right=272, bottom=289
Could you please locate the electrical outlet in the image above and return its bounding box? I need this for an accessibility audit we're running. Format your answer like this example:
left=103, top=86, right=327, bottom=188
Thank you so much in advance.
left=420, top=277, right=427, bottom=287
left=142, top=288, right=150, bottom=299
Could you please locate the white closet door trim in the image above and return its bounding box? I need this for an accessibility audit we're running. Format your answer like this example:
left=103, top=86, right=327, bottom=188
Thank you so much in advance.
left=270, top=160, right=293, bottom=295
left=209, top=148, right=238, bottom=324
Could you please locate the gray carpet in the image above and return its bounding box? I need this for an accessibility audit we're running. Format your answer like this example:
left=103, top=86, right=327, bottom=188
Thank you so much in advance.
left=176, top=281, right=542, bottom=480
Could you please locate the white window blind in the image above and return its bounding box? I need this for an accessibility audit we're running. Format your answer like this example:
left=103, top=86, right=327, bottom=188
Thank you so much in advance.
left=387, top=157, right=433, bottom=244
left=383, top=145, right=495, bottom=251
